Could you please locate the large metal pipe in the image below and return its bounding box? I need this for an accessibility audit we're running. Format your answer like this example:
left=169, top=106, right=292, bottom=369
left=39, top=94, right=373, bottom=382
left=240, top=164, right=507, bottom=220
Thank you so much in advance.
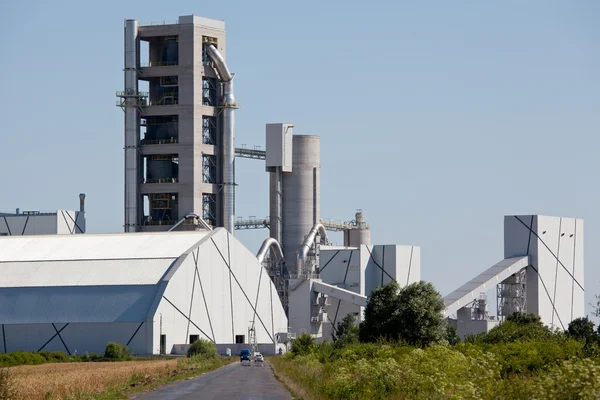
left=205, top=45, right=236, bottom=234
left=256, top=237, right=285, bottom=264
left=124, top=19, right=139, bottom=232
left=296, top=223, right=328, bottom=274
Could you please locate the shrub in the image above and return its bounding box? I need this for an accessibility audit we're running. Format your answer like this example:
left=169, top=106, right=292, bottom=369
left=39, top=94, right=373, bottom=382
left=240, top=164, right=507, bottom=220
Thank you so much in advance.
left=568, top=317, right=596, bottom=342
left=187, top=339, right=217, bottom=359
left=104, top=342, right=131, bottom=360
left=444, top=324, right=460, bottom=346
left=290, top=333, right=316, bottom=357
left=535, top=358, right=600, bottom=400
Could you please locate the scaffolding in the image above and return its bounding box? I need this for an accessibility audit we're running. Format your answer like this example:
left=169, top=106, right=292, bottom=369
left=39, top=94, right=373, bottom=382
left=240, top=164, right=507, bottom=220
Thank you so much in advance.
left=497, top=267, right=527, bottom=320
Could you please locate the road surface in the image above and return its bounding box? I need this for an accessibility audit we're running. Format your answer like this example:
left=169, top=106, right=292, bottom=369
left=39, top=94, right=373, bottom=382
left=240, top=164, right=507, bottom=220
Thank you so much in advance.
left=133, top=360, right=293, bottom=400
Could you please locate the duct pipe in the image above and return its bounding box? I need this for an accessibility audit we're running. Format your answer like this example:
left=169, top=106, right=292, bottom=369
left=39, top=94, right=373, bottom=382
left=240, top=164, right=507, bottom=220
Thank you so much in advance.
left=205, top=45, right=236, bottom=234
left=123, top=19, right=139, bottom=232
left=296, top=223, right=328, bottom=275
left=256, top=237, right=285, bottom=264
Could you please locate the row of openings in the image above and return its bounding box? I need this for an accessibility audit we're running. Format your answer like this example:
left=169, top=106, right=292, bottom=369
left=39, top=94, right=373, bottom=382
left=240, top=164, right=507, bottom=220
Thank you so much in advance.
left=143, top=192, right=217, bottom=227
left=136, top=76, right=218, bottom=107
left=140, top=115, right=217, bottom=145
left=139, top=35, right=218, bottom=68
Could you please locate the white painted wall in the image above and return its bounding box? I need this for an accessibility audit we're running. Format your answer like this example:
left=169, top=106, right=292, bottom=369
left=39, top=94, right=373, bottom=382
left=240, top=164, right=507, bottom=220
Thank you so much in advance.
left=504, top=215, right=584, bottom=329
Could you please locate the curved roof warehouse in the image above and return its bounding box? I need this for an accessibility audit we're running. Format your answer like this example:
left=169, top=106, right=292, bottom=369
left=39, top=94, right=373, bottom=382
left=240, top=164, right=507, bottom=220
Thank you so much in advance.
left=0, top=229, right=288, bottom=355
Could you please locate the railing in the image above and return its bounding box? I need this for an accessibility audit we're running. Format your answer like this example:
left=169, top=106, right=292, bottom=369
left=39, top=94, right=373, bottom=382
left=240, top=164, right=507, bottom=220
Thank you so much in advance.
left=235, top=147, right=266, bottom=160
left=140, top=60, right=178, bottom=67
left=140, top=20, right=178, bottom=26
left=143, top=178, right=179, bottom=184
left=141, top=138, right=178, bottom=145
left=235, top=217, right=270, bottom=229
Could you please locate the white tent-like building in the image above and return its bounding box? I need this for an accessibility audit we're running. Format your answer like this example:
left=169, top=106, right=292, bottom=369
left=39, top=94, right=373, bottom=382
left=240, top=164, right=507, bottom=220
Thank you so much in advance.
left=0, top=229, right=288, bottom=355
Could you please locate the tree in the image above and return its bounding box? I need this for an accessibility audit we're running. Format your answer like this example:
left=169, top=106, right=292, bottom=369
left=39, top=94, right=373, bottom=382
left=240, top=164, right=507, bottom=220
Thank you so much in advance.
left=332, top=314, right=359, bottom=348
left=506, top=312, right=543, bottom=325
left=359, top=280, right=446, bottom=347
left=396, top=281, right=446, bottom=347
left=568, top=317, right=595, bottom=342
left=359, top=280, right=402, bottom=342
left=445, top=324, right=460, bottom=345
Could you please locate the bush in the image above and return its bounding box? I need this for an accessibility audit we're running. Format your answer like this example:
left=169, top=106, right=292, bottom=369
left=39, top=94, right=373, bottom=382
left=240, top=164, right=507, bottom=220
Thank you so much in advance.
left=187, top=339, right=217, bottom=359
left=568, top=317, right=596, bottom=342
left=290, top=333, right=316, bottom=357
left=535, top=358, right=600, bottom=400
left=104, top=342, right=131, bottom=360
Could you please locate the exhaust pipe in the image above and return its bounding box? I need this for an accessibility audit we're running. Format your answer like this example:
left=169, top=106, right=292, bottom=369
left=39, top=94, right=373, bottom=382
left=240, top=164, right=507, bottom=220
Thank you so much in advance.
left=296, top=223, right=328, bottom=275
left=256, top=237, right=285, bottom=264
left=205, top=45, right=237, bottom=234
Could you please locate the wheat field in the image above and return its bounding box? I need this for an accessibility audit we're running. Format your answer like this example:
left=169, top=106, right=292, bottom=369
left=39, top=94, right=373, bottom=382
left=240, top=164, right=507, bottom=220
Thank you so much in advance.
left=8, top=359, right=179, bottom=399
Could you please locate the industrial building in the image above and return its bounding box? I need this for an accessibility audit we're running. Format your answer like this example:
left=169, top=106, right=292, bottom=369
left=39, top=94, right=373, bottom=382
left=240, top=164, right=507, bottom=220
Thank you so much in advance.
left=0, top=194, right=86, bottom=236
left=117, top=15, right=236, bottom=233
left=0, top=14, right=587, bottom=356
left=444, top=215, right=584, bottom=339
left=0, top=229, right=288, bottom=355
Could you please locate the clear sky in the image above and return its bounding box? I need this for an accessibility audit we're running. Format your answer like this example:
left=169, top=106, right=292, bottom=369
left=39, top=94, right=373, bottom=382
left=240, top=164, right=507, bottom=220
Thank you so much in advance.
left=1, top=1, right=598, bottom=315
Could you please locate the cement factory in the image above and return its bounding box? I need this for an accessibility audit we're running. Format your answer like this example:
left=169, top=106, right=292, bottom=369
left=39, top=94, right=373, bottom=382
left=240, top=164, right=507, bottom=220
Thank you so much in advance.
left=0, top=15, right=585, bottom=355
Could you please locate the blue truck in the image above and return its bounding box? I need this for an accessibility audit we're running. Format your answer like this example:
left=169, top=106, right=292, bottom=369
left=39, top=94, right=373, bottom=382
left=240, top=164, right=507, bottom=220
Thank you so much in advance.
left=240, top=348, right=251, bottom=363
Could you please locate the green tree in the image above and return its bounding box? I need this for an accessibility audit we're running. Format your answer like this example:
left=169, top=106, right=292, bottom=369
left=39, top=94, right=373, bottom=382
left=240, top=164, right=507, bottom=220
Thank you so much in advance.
left=396, top=281, right=446, bottom=347
left=359, top=280, right=402, bottom=342
left=291, top=333, right=316, bottom=356
left=444, top=324, right=460, bottom=345
left=359, top=280, right=446, bottom=347
left=506, top=311, right=543, bottom=325
left=567, top=317, right=595, bottom=342
left=187, top=338, right=218, bottom=358
left=332, top=314, right=359, bottom=348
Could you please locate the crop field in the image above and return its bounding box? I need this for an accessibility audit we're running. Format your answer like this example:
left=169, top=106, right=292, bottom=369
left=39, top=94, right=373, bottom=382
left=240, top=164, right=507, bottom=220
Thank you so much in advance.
left=8, top=359, right=178, bottom=399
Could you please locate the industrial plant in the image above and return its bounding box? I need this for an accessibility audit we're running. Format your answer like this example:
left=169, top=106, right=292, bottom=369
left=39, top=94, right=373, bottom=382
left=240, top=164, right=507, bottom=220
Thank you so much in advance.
left=0, top=15, right=585, bottom=356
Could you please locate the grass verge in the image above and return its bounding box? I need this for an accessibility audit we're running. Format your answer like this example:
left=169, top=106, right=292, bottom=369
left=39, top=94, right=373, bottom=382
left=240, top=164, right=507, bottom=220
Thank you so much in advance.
left=268, top=356, right=317, bottom=400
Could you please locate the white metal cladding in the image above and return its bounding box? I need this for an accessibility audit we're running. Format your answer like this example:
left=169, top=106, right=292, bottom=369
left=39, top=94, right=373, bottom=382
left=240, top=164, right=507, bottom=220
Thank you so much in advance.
left=154, top=228, right=288, bottom=350
left=0, top=259, right=175, bottom=287
left=0, top=285, right=159, bottom=324
left=443, top=256, right=529, bottom=317
left=0, top=231, right=208, bottom=262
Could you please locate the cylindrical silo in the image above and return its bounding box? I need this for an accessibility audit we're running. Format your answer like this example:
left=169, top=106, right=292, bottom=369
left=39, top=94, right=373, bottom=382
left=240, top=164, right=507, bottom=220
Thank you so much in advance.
left=344, top=229, right=371, bottom=247
left=281, top=135, right=320, bottom=267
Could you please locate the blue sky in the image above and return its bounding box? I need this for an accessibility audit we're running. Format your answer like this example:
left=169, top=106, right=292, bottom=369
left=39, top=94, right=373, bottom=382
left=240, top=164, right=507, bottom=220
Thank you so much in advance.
left=1, top=1, right=598, bottom=315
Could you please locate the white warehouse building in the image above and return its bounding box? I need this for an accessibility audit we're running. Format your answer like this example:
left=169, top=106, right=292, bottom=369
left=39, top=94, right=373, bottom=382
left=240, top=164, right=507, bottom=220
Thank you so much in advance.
left=0, top=229, right=288, bottom=355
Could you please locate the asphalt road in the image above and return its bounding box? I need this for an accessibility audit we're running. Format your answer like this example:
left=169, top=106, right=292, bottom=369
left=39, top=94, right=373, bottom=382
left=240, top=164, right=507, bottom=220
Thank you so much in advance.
left=132, top=360, right=293, bottom=400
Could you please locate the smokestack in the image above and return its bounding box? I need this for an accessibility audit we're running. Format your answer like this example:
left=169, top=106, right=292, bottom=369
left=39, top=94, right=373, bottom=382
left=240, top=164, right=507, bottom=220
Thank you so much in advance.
left=79, top=193, right=86, bottom=213
left=76, top=193, right=86, bottom=234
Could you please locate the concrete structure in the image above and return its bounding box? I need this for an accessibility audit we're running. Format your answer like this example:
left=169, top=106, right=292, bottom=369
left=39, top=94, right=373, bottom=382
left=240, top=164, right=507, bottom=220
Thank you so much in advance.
left=0, top=195, right=86, bottom=236
left=0, top=229, right=288, bottom=355
left=445, top=215, right=584, bottom=339
left=118, top=15, right=237, bottom=233
left=266, top=125, right=320, bottom=268
left=314, top=244, right=420, bottom=340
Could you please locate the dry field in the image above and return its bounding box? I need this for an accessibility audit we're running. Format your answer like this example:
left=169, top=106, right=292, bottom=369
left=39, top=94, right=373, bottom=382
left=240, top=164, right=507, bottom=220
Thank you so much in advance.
left=8, top=359, right=179, bottom=399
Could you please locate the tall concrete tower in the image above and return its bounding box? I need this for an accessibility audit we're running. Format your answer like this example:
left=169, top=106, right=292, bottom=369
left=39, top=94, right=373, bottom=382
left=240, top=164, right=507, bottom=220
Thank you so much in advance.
left=266, top=124, right=321, bottom=267
left=118, top=15, right=237, bottom=233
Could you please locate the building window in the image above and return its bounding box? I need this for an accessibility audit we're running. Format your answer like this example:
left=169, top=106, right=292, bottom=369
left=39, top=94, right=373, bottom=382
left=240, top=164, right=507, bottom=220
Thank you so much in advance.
left=235, top=335, right=245, bottom=344
left=202, top=155, right=216, bottom=183
left=202, top=194, right=217, bottom=227
left=189, top=335, right=199, bottom=344
left=202, top=78, right=217, bottom=106
left=202, top=116, right=217, bottom=145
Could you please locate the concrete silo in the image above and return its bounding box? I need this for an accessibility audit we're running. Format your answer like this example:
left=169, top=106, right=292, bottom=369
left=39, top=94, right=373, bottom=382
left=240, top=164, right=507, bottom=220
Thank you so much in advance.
left=266, top=124, right=321, bottom=271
